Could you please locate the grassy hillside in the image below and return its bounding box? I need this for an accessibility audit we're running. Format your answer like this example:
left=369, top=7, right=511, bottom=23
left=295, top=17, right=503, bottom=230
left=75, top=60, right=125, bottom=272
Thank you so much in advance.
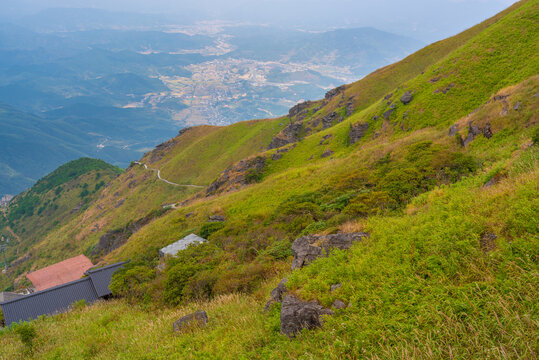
left=0, top=1, right=537, bottom=358
left=0, top=158, right=122, bottom=290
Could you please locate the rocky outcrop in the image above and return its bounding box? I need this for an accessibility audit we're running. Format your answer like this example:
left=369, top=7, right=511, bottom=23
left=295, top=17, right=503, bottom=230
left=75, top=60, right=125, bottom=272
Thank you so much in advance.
left=289, top=101, right=314, bottom=120
left=345, top=97, right=356, bottom=117
left=173, top=311, right=209, bottom=333
left=264, top=278, right=288, bottom=312
left=321, top=112, right=344, bottom=129
left=206, top=156, right=267, bottom=196
left=460, top=121, right=494, bottom=146
left=291, top=232, right=369, bottom=270
left=383, top=104, right=396, bottom=120
left=321, top=149, right=334, bottom=158
left=349, top=123, right=369, bottom=145
left=400, top=91, right=413, bottom=104
left=280, top=295, right=333, bottom=338
left=91, top=210, right=168, bottom=257
left=325, top=85, right=346, bottom=100
left=268, top=122, right=302, bottom=150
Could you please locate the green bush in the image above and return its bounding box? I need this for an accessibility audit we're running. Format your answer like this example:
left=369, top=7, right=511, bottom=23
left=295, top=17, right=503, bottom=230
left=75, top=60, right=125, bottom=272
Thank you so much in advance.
left=13, top=322, right=37, bottom=349
left=199, top=222, right=225, bottom=239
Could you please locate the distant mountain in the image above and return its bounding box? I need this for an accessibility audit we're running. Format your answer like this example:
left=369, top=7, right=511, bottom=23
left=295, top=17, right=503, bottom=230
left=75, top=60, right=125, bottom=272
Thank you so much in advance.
left=0, top=103, right=174, bottom=195
left=227, top=26, right=424, bottom=76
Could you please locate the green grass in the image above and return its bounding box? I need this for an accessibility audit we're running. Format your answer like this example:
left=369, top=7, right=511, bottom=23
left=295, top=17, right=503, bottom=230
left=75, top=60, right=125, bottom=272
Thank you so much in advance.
left=0, top=1, right=537, bottom=358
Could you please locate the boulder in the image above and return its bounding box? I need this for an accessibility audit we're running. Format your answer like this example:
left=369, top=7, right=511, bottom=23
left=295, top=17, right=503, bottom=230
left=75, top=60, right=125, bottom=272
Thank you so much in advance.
left=349, top=123, right=369, bottom=145
left=264, top=278, right=288, bottom=312
left=513, top=102, right=522, bottom=111
left=291, top=232, right=369, bottom=270
left=272, top=153, right=283, bottom=160
left=330, top=284, right=342, bottom=292
left=321, top=149, right=334, bottom=158
left=400, top=91, right=413, bottom=105
left=280, top=295, right=333, bottom=338
left=173, top=311, right=208, bottom=333
left=289, top=101, right=313, bottom=118
left=208, top=215, right=226, bottom=222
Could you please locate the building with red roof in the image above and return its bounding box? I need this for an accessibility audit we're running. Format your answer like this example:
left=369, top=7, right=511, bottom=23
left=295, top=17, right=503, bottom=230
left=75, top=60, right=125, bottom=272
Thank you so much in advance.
left=26, top=254, right=94, bottom=291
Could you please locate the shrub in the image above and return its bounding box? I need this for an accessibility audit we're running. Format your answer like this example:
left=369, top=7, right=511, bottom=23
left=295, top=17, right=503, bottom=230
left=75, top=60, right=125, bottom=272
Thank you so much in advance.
left=199, top=222, right=225, bottom=239
left=13, top=322, right=37, bottom=349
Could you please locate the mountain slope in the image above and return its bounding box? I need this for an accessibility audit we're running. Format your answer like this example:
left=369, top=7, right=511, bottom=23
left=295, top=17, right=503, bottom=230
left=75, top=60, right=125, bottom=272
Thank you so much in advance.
left=0, top=1, right=537, bottom=358
left=0, top=158, right=122, bottom=290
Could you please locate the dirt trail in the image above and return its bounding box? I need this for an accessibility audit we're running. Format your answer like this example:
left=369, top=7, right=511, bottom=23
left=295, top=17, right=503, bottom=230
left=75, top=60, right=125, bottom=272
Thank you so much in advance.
left=134, top=162, right=204, bottom=188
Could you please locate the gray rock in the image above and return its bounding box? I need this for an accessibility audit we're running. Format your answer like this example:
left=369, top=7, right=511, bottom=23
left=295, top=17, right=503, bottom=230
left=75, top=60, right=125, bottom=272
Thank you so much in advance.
left=330, top=284, right=342, bottom=292
left=483, top=123, right=493, bottom=139
left=268, top=122, right=303, bottom=150
left=319, top=134, right=333, bottom=145
left=291, top=232, right=369, bottom=270
left=321, top=149, right=334, bottom=158
left=332, top=300, right=346, bottom=309
left=325, top=85, right=346, bottom=100
left=289, top=101, right=313, bottom=118
left=513, top=102, right=522, bottom=111
left=448, top=124, right=459, bottom=136
left=400, top=91, right=413, bottom=105
left=264, top=278, right=288, bottom=312
left=280, top=295, right=333, bottom=338
left=372, top=115, right=379, bottom=121
left=272, top=153, right=283, bottom=160
left=185, top=212, right=195, bottom=218
left=349, top=123, right=369, bottom=145
left=321, top=112, right=344, bottom=129
left=383, top=108, right=395, bottom=121
left=383, top=93, right=393, bottom=100
left=208, top=215, right=226, bottom=222
left=463, top=122, right=482, bottom=146
left=173, top=311, right=208, bottom=333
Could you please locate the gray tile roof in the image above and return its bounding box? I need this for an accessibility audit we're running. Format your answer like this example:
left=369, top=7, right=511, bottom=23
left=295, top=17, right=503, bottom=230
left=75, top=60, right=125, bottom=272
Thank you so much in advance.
left=159, top=234, right=207, bottom=257
left=0, top=261, right=127, bottom=326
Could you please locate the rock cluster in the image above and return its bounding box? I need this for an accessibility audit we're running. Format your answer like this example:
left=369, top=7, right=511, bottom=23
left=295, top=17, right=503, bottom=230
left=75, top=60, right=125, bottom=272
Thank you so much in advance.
left=291, top=232, right=369, bottom=270
left=268, top=122, right=303, bottom=150
left=321, top=112, right=344, bottom=129
left=280, top=295, right=334, bottom=338
left=460, top=121, right=494, bottom=146
left=349, top=123, right=369, bottom=145
left=206, top=156, right=266, bottom=196
left=325, top=85, right=346, bottom=100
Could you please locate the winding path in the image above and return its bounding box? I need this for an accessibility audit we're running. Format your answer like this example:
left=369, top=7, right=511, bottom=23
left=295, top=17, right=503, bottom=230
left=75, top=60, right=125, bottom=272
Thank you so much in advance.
left=134, top=162, right=204, bottom=188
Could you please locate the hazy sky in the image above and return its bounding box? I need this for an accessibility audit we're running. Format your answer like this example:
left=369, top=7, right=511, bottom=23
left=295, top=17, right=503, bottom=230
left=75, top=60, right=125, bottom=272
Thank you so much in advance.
left=1, top=0, right=519, bottom=42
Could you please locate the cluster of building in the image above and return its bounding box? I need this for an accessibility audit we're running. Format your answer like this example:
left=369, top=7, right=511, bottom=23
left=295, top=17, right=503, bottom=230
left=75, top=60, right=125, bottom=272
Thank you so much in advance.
left=0, top=233, right=207, bottom=327
left=0, top=254, right=125, bottom=327
left=0, top=195, right=13, bottom=208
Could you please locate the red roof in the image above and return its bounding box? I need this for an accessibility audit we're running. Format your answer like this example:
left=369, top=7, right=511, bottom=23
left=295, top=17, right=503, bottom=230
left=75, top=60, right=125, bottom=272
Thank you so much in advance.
left=26, top=255, right=94, bottom=291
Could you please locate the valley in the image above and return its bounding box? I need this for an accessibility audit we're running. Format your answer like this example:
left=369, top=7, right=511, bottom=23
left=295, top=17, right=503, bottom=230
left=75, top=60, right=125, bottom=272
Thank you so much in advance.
left=0, top=1, right=537, bottom=358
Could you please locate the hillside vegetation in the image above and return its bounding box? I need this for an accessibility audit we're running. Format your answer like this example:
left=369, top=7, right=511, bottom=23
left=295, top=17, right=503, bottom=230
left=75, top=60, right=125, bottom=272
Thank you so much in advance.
left=0, top=1, right=538, bottom=359
left=0, top=158, right=122, bottom=290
